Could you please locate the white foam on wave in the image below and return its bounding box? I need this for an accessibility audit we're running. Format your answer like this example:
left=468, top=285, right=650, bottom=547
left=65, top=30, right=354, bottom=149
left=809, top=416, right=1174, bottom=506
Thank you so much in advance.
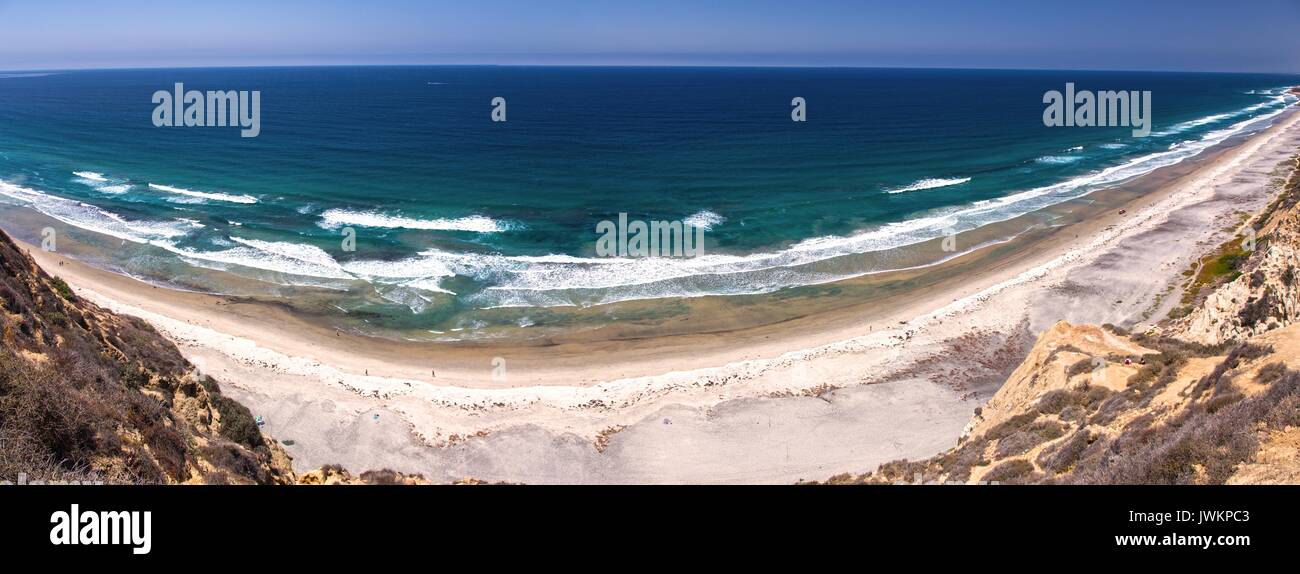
left=318, top=208, right=511, bottom=233
left=154, top=100, right=1290, bottom=306
left=73, top=171, right=107, bottom=182
left=161, top=236, right=353, bottom=280
left=1154, top=92, right=1290, bottom=137
left=0, top=180, right=197, bottom=243
left=683, top=210, right=725, bottom=230
left=158, top=234, right=463, bottom=296
left=148, top=183, right=258, bottom=204
left=340, top=254, right=457, bottom=283
left=0, top=179, right=359, bottom=285
left=453, top=99, right=1296, bottom=306
left=23, top=90, right=1295, bottom=309
left=229, top=237, right=342, bottom=269
left=886, top=177, right=971, bottom=194
left=400, top=277, right=457, bottom=295
left=1035, top=155, right=1084, bottom=165
left=73, top=171, right=132, bottom=194
left=1159, top=112, right=1235, bottom=135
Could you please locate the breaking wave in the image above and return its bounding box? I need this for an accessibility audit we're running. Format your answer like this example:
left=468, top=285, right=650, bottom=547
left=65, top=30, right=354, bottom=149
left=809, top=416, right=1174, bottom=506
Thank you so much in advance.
left=886, top=177, right=972, bottom=194
left=148, top=183, right=259, bottom=204
left=318, top=208, right=512, bottom=233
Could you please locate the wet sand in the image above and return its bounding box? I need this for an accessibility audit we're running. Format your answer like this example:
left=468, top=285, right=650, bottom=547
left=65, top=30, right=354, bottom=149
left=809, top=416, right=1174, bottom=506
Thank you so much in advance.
left=7, top=106, right=1299, bottom=483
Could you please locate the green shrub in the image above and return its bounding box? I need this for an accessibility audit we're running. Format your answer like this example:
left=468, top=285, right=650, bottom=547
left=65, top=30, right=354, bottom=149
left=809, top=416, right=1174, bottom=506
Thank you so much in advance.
left=212, top=394, right=264, bottom=451
left=48, top=276, right=75, bottom=301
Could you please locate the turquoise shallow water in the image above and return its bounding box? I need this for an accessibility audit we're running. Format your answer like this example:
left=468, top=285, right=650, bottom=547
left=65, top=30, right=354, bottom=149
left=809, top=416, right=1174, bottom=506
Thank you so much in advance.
left=0, top=67, right=1295, bottom=335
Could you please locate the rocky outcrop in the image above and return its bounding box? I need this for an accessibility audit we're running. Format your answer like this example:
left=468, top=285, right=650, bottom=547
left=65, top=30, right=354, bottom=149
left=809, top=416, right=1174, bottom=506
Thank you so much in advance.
left=964, top=322, right=1152, bottom=438
left=1172, top=158, right=1300, bottom=345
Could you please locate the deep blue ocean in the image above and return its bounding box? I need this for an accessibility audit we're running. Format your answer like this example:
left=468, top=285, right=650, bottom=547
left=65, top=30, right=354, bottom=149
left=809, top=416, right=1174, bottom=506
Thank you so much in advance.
left=0, top=67, right=1295, bottom=334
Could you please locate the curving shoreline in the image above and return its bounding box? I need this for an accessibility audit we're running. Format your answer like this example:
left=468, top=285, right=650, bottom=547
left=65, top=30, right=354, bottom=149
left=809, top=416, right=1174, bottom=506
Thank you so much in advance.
left=5, top=106, right=1300, bottom=482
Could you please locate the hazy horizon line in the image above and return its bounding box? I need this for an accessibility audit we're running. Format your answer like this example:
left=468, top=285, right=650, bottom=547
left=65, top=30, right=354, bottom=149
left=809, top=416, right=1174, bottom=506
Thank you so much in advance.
left=5, top=61, right=1300, bottom=76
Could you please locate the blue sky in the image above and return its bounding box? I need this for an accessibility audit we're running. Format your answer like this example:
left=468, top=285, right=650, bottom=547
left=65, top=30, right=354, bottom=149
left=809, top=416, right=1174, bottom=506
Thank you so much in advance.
left=1, top=0, right=1298, bottom=72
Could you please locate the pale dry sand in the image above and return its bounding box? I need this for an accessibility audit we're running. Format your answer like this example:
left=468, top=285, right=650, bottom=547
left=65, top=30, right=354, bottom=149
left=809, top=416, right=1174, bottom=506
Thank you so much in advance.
left=14, top=108, right=1300, bottom=483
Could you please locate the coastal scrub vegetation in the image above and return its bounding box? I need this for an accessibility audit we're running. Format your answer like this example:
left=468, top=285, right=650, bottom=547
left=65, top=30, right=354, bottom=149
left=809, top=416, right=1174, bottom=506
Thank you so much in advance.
left=0, top=229, right=289, bottom=484
left=1177, top=234, right=1251, bottom=311
left=1063, top=368, right=1300, bottom=484
left=812, top=329, right=1297, bottom=486
left=202, top=376, right=265, bottom=451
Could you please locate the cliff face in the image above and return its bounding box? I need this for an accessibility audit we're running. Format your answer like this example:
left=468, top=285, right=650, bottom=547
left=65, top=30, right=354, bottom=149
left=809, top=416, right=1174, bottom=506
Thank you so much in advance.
left=0, top=228, right=473, bottom=485
left=1171, top=160, right=1300, bottom=345
left=0, top=228, right=295, bottom=484
left=817, top=156, right=1300, bottom=485
left=824, top=321, right=1300, bottom=485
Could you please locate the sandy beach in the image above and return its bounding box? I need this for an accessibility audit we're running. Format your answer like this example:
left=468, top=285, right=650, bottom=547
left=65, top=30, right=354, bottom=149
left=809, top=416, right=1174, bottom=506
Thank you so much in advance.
left=7, top=105, right=1298, bottom=483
